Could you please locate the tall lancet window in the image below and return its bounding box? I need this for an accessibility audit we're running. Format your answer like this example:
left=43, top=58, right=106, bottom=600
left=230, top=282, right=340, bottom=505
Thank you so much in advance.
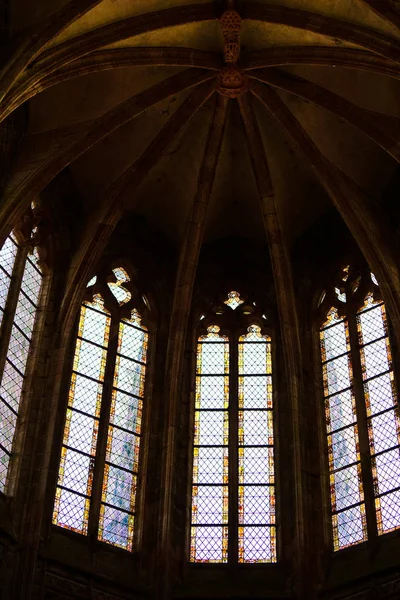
left=190, top=292, right=276, bottom=563
left=0, top=228, right=43, bottom=493
left=53, top=267, right=150, bottom=552
left=319, top=266, right=400, bottom=551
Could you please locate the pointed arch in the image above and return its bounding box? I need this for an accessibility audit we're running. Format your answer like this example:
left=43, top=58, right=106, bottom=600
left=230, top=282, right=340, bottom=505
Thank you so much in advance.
left=318, top=264, right=400, bottom=550
left=190, top=294, right=277, bottom=564
left=53, top=265, right=151, bottom=551
left=0, top=227, right=44, bottom=493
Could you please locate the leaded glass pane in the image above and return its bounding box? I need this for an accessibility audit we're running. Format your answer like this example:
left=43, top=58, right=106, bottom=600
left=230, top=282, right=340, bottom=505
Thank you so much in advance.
left=0, top=240, right=42, bottom=493
left=0, top=360, right=24, bottom=413
left=377, top=489, right=400, bottom=532
left=332, top=505, right=366, bottom=550
left=358, top=300, right=400, bottom=534
left=111, top=391, right=142, bottom=435
left=190, top=526, right=228, bottom=563
left=191, top=326, right=229, bottom=563
left=108, top=267, right=132, bottom=306
left=238, top=325, right=276, bottom=563
left=224, top=291, right=244, bottom=311
left=53, top=299, right=110, bottom=534
left=238, top=526, right=275, bottom=563
left=320, top=309, right=366, bottom=550
left=98, top=312, right=148, bottom=551
left=0, top=235, right=18, bottom=329
left=99, top=505, right=134, bottom=549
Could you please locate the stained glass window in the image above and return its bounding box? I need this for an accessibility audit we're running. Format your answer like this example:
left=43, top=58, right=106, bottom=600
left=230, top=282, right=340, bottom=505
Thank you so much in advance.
left=54, top=268, right=149, bottom=552
left=191, top=314, right=276, bottom=564
left=320, top=267, right=400, bottom=551
left=359, top=296, right=400, bottom=535
left=320, top=308, right=366, bottom=550
left=238, top=325, right=276, bottom=563
left=224, top=291, right=244, bottom=311
left=0, top=233, right=43, bottom=493
left=53, top=296, right=110, bottom=534
left=191, top=325, right=229, bottom=563
left=99, top=310, right=148, bottom=551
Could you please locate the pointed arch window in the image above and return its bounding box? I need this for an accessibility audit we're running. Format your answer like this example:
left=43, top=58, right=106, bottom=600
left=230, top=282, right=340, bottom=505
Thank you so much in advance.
left=53, top=267, right=149, bottom=552
left=0, top=230, right=43, bottom=493
left=190, top=292, right=276, bottom=563
left=319, top=266, right=400, bottom=551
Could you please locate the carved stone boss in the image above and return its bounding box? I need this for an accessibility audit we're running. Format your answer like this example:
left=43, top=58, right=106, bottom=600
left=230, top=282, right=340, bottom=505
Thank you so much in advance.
left=218, top=9, right=248, bottom=99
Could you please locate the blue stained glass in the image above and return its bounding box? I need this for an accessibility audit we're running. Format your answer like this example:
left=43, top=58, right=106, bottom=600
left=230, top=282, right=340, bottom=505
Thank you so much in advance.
left=321, top=315, right=366, bottom=550
left=99, top=314, right=148, bottom=551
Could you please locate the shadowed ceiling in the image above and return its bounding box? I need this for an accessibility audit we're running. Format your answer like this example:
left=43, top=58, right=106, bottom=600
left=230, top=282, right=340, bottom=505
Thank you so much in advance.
left=2, top=0, right=400, bottom=251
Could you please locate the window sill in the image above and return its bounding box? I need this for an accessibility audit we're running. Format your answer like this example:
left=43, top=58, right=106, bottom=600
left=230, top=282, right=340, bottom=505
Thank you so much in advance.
left=41, top=526, right=145, bottom=590
left=175, top=561, right=288, bottom=599
left=323, top=531, right=400, bottom=594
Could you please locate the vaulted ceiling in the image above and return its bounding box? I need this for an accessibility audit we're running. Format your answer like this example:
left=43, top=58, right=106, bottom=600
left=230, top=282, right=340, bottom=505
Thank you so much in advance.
left=1, top=0, right=400, bottom=254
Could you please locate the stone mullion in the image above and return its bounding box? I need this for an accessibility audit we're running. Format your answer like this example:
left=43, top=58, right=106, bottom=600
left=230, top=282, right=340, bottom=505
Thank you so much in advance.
left=228, top=335, right=239, bottom=564
left=347, top=308, right=378, bottom=543
left=306, top=313, right=332, bottom=571
left=0, top=243, right=27, bottom=389
left=87, top=316, right=120, bottom=540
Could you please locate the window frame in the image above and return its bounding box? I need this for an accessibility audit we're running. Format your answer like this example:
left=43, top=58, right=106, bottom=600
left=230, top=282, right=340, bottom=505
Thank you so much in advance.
left=187, top=301, right=279, bottom=565
left=50, top=262, right=155, bottom=554
left=316, top=264, right=400, bottom=552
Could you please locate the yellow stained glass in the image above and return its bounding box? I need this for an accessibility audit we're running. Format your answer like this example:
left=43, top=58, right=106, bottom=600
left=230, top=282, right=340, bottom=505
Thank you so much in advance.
left=357, top=297, right=400, bottom=535
left=0, top=234, right=43, bottom=493
left=98, top=309, right=148, bottom=551
left=53, top=297, right=110, bottom=534
left=191, top=325, right=229, bottom=563
left=320, top=306, right=367, bottom=550
left=238, top=325, right=276, bottom=563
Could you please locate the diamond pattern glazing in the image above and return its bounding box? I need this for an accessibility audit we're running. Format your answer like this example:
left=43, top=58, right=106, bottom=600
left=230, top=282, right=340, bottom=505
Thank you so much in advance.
left=320, top=310, right=366, bottom=550
left=358, top=300, right=400, bottom=535
left=238, top=325, right=276, bottom=563
left=191, top=326, right=229, bottom=563
left=0, top=236, right=42, bottom=493
left=53, top=298, right=110, bottom=533
left=99, top=312, right=148, bottom=551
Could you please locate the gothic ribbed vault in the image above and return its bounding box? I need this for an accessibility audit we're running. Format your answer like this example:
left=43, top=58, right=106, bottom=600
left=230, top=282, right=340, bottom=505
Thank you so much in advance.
left=1, top=0, right=400, bottom=254
left=2, top=3, right=400, bottom=600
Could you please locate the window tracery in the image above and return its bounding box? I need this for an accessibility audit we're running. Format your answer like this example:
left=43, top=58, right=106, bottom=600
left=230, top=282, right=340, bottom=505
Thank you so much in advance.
left=319, top=265, right=400, bottom=551
left=53, top=265, right=150, bottom=552
left=0, top=208, right=45, bottom=494
left=190, top=292, right=276, bottom=563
